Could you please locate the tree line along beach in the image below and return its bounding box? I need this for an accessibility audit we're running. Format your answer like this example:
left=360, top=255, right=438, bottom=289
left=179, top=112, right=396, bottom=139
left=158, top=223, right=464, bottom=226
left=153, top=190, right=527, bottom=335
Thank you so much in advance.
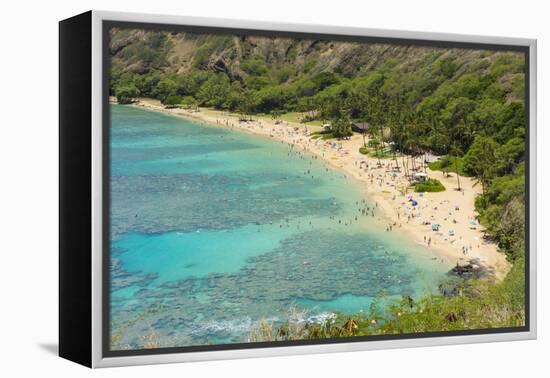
left=120, top=97, right=510, bottom=279
left=108, top=28, right=526, bottom=346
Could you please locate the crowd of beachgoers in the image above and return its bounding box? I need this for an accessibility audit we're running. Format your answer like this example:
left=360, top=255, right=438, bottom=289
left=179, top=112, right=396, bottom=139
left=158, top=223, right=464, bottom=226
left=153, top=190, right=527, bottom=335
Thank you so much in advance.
left=125, top=98, right=510, bottom=279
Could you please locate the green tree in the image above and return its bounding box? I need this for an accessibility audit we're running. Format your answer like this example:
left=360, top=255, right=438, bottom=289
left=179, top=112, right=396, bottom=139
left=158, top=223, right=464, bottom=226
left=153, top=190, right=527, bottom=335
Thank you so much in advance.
left=463, top=136, right=499, bottom=193
left=331, top=112, right=353, bottom=140
left=236, top=90, right=256, bottom=119
left=271, top=109, right=283, bottom=122
left=162, top=95, right=183, bottom=107
left=196, top=74, right=231, bottom=108
left=152, top=77, right=178, bottom=102
left=181, top=96, right=198, bottom=109
left=115, top=83, right=139, bottom=104
left=449, top=143, right=463, bottom=191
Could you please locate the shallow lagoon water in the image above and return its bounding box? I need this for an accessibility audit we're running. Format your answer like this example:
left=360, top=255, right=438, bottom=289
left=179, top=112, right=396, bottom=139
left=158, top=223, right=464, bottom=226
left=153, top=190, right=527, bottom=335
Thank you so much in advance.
left=109, top=105, right=447, bottom=349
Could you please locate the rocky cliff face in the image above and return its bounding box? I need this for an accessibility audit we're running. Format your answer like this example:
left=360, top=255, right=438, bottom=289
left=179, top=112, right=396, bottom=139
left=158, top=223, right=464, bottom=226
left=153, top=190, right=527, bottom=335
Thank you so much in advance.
left=109, top=27, right=503, bottom=78
left=109, top=27, right=525, bottom=106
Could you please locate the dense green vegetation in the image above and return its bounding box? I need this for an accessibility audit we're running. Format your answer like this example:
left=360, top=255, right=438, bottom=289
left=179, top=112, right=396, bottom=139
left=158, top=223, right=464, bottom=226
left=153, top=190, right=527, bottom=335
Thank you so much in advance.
left=428, top=155, right=470, bottom=177
left=414, top=178, right=446, bottom=192
left=110, top=29, right=527, bottom=333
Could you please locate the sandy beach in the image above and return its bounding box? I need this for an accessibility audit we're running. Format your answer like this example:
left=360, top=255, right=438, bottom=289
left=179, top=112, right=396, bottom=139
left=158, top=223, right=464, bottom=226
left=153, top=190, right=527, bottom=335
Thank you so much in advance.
left=123, top=97, right=510, bottom=280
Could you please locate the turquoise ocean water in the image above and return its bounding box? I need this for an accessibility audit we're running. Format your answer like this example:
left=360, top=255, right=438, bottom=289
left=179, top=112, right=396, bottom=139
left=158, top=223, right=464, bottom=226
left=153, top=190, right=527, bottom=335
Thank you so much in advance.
left=109, top=105, right=447, bottom=349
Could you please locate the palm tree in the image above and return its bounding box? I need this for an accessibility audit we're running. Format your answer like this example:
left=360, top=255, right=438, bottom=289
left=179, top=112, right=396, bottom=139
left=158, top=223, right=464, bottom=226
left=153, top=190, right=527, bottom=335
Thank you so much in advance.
left=387, top=101, right=401, bottom=170
left=271, top=109, right=282, bottom=123
left=405, top=120, right=419, bottom=173
left=365, top=100, right=381, bottom=165
left=466, top=136, right=498, bottom=194
left=392, top=143, right=399, bottom=170
left=449, top=143, right=463, bottom=191
left=370, top=137, right=382, bottom=166
left=355, top=92, right=371, bottom=147
left=356, top=120, right=369, bottom=147
left=419, top=130, right=430, bottom=173
left=401, top=128, right=414, bottom=182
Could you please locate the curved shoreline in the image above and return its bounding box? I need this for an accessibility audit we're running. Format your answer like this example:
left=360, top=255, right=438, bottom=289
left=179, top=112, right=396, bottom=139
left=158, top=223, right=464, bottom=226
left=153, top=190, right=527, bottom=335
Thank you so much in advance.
left=121, top=98, right=510, bottom=280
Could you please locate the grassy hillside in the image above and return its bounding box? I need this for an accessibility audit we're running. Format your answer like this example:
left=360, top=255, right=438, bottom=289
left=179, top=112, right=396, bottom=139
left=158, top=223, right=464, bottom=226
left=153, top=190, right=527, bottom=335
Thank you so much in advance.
left=109, top=28, right=525, bottom=112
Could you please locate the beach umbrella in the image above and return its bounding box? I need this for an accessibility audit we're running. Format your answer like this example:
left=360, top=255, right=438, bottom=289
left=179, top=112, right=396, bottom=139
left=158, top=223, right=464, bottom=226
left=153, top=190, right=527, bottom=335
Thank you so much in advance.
left=411, top=200, right=418, bottom=206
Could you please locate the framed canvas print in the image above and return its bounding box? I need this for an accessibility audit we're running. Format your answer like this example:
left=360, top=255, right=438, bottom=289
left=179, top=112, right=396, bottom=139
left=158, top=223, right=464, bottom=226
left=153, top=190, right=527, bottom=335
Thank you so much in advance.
left=59, top=10, right=537, bottom=368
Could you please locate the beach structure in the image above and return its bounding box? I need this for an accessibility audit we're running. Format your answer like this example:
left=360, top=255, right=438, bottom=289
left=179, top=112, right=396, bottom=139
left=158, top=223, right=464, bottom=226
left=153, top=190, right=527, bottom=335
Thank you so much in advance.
left=414, top=172, right=428, bottom=182
left=352, top=122, right=370, bottom=133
